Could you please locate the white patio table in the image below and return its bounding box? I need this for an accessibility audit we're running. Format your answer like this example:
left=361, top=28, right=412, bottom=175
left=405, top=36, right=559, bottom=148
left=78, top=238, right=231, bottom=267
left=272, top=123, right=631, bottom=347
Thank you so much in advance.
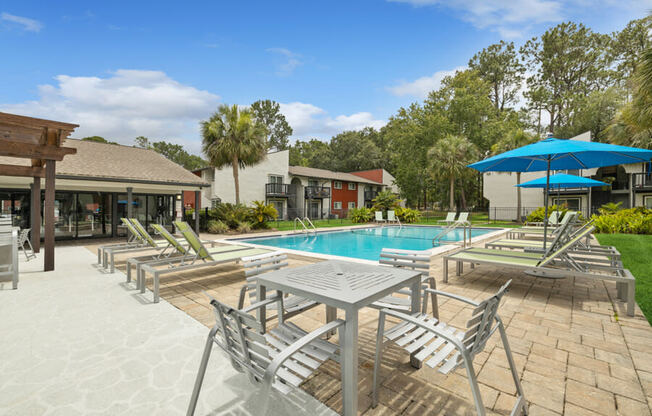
left=256, top=259, right=422, bottom=416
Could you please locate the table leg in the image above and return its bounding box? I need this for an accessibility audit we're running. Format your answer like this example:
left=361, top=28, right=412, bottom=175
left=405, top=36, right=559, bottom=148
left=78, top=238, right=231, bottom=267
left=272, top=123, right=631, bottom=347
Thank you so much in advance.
left=326, top=305, right=337, bottom=338
left=257, top=283, right=267, bottom=333
left=341, top=308, right=358, bottom=416
left=410, top=278, right=423, bottom=369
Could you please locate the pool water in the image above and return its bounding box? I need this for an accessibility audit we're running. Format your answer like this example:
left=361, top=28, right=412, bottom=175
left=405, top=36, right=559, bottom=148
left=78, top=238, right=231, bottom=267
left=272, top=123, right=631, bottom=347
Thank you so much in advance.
left=238, top=226, right=495, bottom=261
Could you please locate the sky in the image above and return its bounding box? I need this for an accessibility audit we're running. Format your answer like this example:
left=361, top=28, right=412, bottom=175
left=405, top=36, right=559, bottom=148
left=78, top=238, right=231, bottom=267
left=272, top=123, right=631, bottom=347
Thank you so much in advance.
left=1, top=0, right=650, bottom=154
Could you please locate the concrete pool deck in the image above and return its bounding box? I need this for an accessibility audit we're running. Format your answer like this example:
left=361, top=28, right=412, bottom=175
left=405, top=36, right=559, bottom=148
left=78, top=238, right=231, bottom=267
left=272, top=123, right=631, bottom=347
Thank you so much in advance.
left=0, top=246, right=335, bottom=416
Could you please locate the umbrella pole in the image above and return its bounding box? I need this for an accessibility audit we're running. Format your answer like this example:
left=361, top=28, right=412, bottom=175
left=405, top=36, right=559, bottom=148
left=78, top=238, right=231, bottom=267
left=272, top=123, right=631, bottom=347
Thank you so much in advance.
left=543, top=158, right=551, bottom=250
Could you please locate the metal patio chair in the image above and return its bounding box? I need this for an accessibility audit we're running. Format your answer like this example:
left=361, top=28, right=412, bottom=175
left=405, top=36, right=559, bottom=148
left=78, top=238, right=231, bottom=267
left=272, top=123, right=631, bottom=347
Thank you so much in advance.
left=17, top=228, right=36, bottom=261
left=238, top=251, right=320, bottom=323
left=372, top=280, right=527, bottom=416
left=370, top=248, right=439, bottom=318
left=187, top=295, right=344, bottom=416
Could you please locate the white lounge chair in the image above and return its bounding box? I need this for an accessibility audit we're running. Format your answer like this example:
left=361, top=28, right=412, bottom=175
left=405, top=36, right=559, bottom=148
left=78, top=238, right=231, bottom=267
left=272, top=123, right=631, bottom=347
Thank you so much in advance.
left=439, top=212, right=456, bottom=226
left=375, top=211, right=386, bottom=224
left=386, top=210, right=401, bottom=225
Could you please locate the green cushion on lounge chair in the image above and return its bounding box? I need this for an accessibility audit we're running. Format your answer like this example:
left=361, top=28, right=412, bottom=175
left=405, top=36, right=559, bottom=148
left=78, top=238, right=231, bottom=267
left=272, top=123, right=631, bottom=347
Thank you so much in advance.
left=151, top=224, right=187, bottom=255
left=449, top=251, right=540, bottom=267
left=465, top=247, right=543, bottom=259
left=131, top=219, right=159, bottom=248
left=121, top=218, right=142, bottom=241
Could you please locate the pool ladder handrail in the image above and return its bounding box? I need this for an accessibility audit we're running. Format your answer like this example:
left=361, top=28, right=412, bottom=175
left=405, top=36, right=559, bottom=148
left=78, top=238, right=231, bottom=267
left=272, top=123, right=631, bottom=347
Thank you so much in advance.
left=294, top=217, right=316, bottom=234
left=432, top=220, right=470, bottom=248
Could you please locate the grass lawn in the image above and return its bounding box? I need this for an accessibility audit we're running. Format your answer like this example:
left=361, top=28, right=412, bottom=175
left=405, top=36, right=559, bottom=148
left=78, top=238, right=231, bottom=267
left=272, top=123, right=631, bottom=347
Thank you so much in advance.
left=595, top=233, right=652, bottom=323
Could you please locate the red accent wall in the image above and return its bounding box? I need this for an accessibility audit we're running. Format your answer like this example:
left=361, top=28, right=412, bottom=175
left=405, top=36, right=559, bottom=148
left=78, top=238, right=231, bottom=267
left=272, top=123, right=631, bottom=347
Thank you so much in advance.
left=182, top=169, right=204, bottom=209
left=331, top=180, right=358, bottom=217
left=350, top=169, right=383, bottom=183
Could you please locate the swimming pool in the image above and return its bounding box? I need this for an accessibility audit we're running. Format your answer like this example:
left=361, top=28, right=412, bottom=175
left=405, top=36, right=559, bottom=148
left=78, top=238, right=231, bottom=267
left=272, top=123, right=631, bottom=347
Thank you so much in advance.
left=237, top=226, right=496, bottom=261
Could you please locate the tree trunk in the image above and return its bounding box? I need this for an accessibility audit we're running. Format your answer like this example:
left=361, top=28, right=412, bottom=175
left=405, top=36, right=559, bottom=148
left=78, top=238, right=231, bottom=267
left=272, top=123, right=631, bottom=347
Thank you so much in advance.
left=516, top=172, right=522, bottom=223
left=460, top=183, right=467, bottom=211
left=449, top=176, right=455, bottom=211
left=537, top=108, right=542, bottom=137
left=232, top=155, right=240, bottom=204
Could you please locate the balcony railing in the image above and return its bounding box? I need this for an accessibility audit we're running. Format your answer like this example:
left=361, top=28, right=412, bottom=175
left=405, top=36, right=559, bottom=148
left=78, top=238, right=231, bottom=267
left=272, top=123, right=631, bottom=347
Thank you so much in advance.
left=364, top=191, right=378, bottom=201
left=633, top=172, right=652, bottom=189
left=265, top=183, right=294, bottom=197
left=305, top=186, right=330, bottom=199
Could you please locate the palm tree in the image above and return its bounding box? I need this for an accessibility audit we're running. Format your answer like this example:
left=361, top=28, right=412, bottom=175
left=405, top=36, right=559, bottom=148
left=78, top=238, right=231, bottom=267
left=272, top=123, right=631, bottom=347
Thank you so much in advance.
left=491, top=130, right=538, bottom=222
left=428, top=135, right=477, bottom=211
left=201, top=104, right=267, bottom=204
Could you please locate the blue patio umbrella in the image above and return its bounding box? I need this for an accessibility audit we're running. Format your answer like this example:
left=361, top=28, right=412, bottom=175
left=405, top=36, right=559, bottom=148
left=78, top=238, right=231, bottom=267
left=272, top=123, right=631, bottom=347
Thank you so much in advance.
left=515, top=173, right=608, bottom=189
left=469, top=138, right=652, bottom=248
left=516, top=173, right=608, bottom=225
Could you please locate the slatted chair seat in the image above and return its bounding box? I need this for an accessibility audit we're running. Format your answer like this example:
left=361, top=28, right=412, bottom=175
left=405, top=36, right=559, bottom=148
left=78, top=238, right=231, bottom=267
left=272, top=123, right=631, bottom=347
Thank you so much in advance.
left=370, top=249, right=439, bottom=318
left=372, top=280, right=528, bottom=416
left=239, top=251, right=320, bottom=323
left=187, top=295, right=343, bottom=416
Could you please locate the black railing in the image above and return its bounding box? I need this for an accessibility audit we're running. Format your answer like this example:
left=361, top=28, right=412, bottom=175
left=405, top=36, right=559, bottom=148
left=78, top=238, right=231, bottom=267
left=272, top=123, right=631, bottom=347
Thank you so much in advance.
left=364, top=191, right=378, bottom=201
left=305, top=186, right=330, bottom=199
left=633, top=172, right=652, bottom=189
left=265, top=183, right=294, bottom=197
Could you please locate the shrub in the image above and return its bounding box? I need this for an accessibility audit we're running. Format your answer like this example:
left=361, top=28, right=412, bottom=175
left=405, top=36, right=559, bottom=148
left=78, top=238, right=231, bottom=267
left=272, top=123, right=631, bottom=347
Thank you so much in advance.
left=214, top=203, right=249, bottom=228
left=395, top=207, right=420, bottom=223
left=592, top=207, right=652, bottom=234
left=349, top=207, right=373, bottom=223
left=237, top=221, right=252, bottom=233
left=372, top=190, right=400, bottom=212
left=598, top=201, right=623, bottom=215
left=207, top=220, right=229, bottom=234
left=248, top=201, right=278, bottom=229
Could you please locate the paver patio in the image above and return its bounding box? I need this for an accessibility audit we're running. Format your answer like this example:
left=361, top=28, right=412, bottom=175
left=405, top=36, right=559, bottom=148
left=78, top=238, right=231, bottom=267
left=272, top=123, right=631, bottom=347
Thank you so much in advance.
left=94, top=232, right=652, bottom=416
left=2, top=231, right=650, bottom=416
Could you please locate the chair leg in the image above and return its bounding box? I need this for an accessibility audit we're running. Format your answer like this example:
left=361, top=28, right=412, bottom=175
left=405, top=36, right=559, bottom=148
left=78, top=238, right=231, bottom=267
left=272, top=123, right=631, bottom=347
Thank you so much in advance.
left=443, top=258, right=449, bottom=283
left=186, top=326, right=218, bottom=416
left=498, top=321, right=528, bottom=415
left=463, top=355, right=486, bottom=416
left=426, top=277, right=439, bottom=320
left=154, top=274, right=160, bottom=303
left=371, top=311, right=386, bottom=408
left=98, top=248, right=102, bottom=264
left=626, top=280, right=635, bottom=317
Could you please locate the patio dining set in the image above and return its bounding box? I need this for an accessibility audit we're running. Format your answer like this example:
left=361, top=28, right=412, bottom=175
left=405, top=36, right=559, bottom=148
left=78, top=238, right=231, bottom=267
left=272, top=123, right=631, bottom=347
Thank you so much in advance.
left=92, top=207, right=636, bottom=416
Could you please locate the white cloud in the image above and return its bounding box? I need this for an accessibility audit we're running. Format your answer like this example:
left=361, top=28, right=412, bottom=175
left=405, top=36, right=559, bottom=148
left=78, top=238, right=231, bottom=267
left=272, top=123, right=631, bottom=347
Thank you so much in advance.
left=0, top=70, right=219, bottom=152
left=387, top=66, right=466, bottom=99
left=279, top=102, right=386, bottom=140
left=1, top=12, right=43, bottom=32
left=388, top=0, right=563, bottom=38
left=266, top=48, right=303, bottom=76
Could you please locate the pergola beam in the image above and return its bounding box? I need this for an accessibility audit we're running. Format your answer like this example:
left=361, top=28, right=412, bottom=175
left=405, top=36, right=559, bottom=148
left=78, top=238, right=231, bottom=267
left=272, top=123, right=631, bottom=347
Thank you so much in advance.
left=0, top=141, right=76, bottom=161
left=0, top=164, right=44, bottom=177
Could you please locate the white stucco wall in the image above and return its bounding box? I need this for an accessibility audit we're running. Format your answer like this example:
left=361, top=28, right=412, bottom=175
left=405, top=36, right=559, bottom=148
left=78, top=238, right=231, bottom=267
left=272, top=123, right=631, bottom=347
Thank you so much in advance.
left=208, top=150, right=290, bottom=205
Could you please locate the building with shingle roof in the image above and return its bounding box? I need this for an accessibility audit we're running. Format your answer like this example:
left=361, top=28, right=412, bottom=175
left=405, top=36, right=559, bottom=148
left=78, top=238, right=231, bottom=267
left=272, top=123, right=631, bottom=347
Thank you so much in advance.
left=0, top=139, right=208, bottom=240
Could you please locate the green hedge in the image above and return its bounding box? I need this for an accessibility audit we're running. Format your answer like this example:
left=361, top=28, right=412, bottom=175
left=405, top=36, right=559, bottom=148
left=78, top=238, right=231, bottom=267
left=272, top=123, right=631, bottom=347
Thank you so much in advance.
left=592, top=207, right=652, bottom=234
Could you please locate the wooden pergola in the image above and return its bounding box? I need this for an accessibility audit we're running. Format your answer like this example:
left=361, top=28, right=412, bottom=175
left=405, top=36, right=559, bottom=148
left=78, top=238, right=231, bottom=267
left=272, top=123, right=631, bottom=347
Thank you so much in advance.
left=0, top=112, right=78, bottom=271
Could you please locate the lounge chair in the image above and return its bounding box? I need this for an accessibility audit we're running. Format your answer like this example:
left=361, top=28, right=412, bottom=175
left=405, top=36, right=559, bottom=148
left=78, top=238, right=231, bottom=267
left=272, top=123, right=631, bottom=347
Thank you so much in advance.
left=508, top=211, right=577, bottom=239
left=386, top=210, right=401, bottom=225
left=187, top=294, right=343, bottom=416
left=438, top=212, right=456, bottom=226
left=371, top=281, right=527, bottom=416
left=96, top=218, right=145, bottom=264
left=525, top=210, right=560, bottom=227
left=238, top=251, right=319, bottom=323
left=124, top=223, right=190, bottom=286
left=455, top=212, right=470, bottom=225
left=442, top=224, right=636, bottom=316
left=138, top=221, right=271, bottom=303
left=369, top=249, right=438, bottom=318
left=375, top=211, right=386, bottom=224
left=102, top=219, right=171, bottom=273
